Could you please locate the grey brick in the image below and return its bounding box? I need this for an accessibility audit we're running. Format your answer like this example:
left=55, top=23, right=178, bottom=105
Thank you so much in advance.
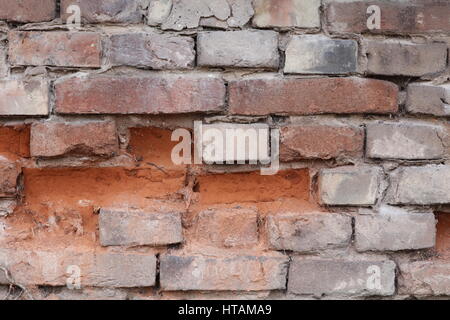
left=267, top=212, right=352, bottom=252
left=355, top=206, right=436, bottom=252
left=319, top=166, right=382, bottom=206
left=197, top=30, right=279, bottom=68
left=406, top=82, right=450, bottom=117
left=366, top=122, right=446, bottom=160
left=99, top=207, right=183, bottom=247
left=285, top=35, right=358, bottom=74
left=160, top=254, right=288, bottom=291
left=388, top=165, right=450, bottom=205
left=109, top=33, right=195, bottom=69
left=0, top=249, right=156, bottom=288
left=148, top=0, right=254, bottom=30
left=288, top=258, right=396, bottom=296
left=365, top=40, right=447, bottom=77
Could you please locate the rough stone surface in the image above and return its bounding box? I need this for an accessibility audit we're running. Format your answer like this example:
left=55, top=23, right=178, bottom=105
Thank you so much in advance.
left=99, top=207, right=183, bottom=246
left=8, top=32, right=101, bottom=68
left=365, top=40, right=447, bottom=77
left=388, top=165, right=450, bottom=205
left=197, top=30, right=279, bottom=68
left=60, top=0, right=143, bottom=23
left=160, top=254, right=289, bottom=291
left=253, top=0, right=321, bottom=28
left=366, top=122, right=446, bottom=160
left=399, top=261, right=450, bottom=296
left=0, top=45, right=7, bottom=78
left=0, top=158, right=19, bottom=197
left=55, top=74, right=226, bottom=114
left=288, top=258, right=396, bottom=296
left=0, top=79, right=49, bottom=116
left=319, top=166, right=382, bottom=206
left=280, top=124, right=364, bottom=161
left=229, top=77, right=399, bottom=115
left=0, top=249, right=157, bottom=287
left=406, top=82, right=450, bottom=116
left=30, top=121, right=119, bottom=158
left=0, top=0, right=56, bottom=22
left=195, top=207, right=258, bottom=248
left=0, top=199, right=16, bottom=216
left=109, top=33, right=195, bottom=69
left=355, top=206, right=436, bottom=252
left=285, top=35, right=358, bottom=74
left=267, top=212, right=352, bottom=252
left=148, top=0, right=254, bottom=30
left=325, top=0, right=450, bottom=34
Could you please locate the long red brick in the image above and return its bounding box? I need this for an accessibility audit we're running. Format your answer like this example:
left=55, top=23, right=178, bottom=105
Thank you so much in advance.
left=229, top=77, right=398, bottom=115
left=55, top=74, right=226, bottom=114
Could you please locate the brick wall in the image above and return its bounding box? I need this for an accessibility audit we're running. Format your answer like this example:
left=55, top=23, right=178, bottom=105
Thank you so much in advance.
left=0, top=0, right=449, bottom=300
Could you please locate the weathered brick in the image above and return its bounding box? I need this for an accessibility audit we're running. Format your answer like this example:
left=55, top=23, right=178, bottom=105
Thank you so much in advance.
left=285, top=35, right=358, bottom=74
left=0, top=79, right=49, bottom=116
left=229, top=77, right=398, bottom=115
left=148, top=0, right=254, bottom=30
left=388, top=165, right=450, bottom=205
left=267, top=212, right=352, bottom=252
left=355, top=206, right=436, bottom=252
left=201, top=123, right=270, bottom=164
left=60, top=0, right=143, bottom=23
left=0, top=249, right=156, bottom=287
left=280, top=124, right=364, bottom=161
left=99, top=207, right=183, bottom=247
left=365, top=40, right=447, bottom=77
left=288, top=258, right=396, bottom=296
left=160, top=254, right=288, bottom=291
left=0, top=0, right=56, bottom=23
left=0, top=199, right=16, bottom=216
left=0, top=45, right=7, bottom=78
left=8, top=32, right=101, bottom=68
left=406, top=82, right=450, bottom=117
left=319, top=166, right=382, bottom=206
left=195, top=207, right=258, bottom=248
left=399, top=261, right=450, bottom=296
left=366, top=122, right=446, bottom=160
left=326, top=1, right=450, bottom=34
left=252, top=0, right=321, bottom=28
left=55, top=74, right=225, bottom=114
left=33, top=287, right=128, bottom=300
left=109, top=33, right=195, bottom=69
left=197, top=30, right=279, bottom=68
left=0, top=158, right=20, bottom=197
left=30, top=121, right=119, bottom=158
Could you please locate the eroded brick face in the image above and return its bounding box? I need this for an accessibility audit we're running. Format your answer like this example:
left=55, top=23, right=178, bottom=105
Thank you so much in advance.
left=0, top=0, right=448, bottom=301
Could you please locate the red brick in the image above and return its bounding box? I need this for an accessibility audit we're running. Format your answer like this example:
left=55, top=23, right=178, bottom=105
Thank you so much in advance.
left=326, top=1, right=450, bottom=34
left=0, top=0, right=56, bottom=23
left=280, top=124, right=364, bottom=161
left=0, top=157, right=20, bottom=197
left=229, top=77, right=398, bottom=115
left=55, top=74, right=225, bottom=114
left=30, top=121, right=119, bottom=158
left=8, top=31, right=101, bottom=68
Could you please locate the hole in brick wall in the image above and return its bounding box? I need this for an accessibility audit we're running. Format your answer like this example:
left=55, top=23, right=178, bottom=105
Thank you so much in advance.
left=197, top=169, right=311, bottom=205
left=0, top=125, right=30, bottom=158
left=128, top=127, right=188, bottom=170
left=436, top=212, right=450, bottom=258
